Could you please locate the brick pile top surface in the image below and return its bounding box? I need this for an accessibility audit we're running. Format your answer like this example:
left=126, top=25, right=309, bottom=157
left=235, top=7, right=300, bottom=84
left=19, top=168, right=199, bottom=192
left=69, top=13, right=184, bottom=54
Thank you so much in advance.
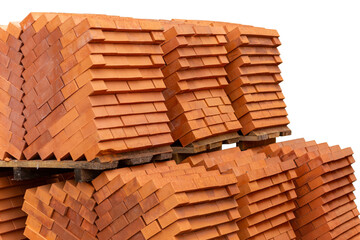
left=0, top=12, right=291, bottom=161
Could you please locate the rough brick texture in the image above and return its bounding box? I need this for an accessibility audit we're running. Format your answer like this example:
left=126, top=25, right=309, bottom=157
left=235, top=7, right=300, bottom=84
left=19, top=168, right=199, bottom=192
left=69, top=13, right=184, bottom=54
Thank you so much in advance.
left=183, top=146, right=297, bottom=239
left=0, top=171, right=66, bottom=239
left=22, top=179, right=96, bottom=240
left=0, top=23, right=25, bottom=159
left=92, top=160, right=240, bottom=240
left=258, top=139, right=360, bottom=239
left=20, top=13, right=173, bottom=161
left=171, top=19, right=289, bottom=135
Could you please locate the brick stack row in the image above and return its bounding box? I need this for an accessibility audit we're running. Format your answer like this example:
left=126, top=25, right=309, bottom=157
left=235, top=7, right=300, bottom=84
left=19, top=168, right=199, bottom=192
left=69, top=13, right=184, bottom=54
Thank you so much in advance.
left=172, top=19, right=290, bottom=135
left=92, top=160, right=240, bottom=240
left=22, top=179, right=98, bottom=240
left=259, top=139, right=360, bottom=239
left=20, top=13, right=173, bottom=161
left=1, top=13, right=292, bottom=160
left=0, top=172, right=63, bottom=239
left=183, top=147, right=297, bottom=239
left=19, top=139, right=360, bottom=239
left=0, top=23, right=25, bottom=159
left=224, top=25, right=289, bottom=135
left=160, top=23, right=241, bottom=146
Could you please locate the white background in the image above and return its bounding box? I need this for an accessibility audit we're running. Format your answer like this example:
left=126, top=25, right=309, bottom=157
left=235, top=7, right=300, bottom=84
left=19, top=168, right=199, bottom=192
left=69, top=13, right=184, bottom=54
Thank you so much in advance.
left=1, top=0, right=359, bottom=205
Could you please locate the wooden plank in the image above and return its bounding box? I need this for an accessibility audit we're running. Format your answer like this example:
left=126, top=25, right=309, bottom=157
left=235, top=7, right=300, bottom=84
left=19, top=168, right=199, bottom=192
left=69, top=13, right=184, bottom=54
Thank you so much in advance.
left=239, top=126, right=291, bottom=142
left=191, top=132, right=240, bottom=148
left=118, top=156, right=153, bottom=167
left=237, top=135, right=263, bottom=141
left=172, top=132, right=241, bottom=154
left=223, top=137, right=241, bottom=144
left=192, top=145, right=207, bottom=153
left=280, top=128, right=292, bottom=136
left=96, top=145, right=172, bottom=163
left=250, top=126, right=291, bottom=137
left=0, top=159, right=118, bottom=170
left=152, top=152, right=173, bottom=161
left=0, top=145, right=173, bottom=170
left=171, top=146, right=197, bottom=154
left=209, top=141, right=222, bottom=150
left=237, top=138, right=276, bottom=151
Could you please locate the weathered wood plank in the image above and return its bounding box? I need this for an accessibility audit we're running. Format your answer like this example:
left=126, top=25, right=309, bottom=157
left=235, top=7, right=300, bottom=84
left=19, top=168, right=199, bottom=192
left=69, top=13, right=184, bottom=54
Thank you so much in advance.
left=0, top=160, right=118, bottom=170
left=172, top=132, right=242, bottom=154
left=237, top=138, right=276, bottom=151
left=191, top=132, right=240, bottom=148
left=239, top=126, right=291, bottom=141
left=249, top=126, right=291, bottom=137
left=95, top=145, right=172, bottom=163
left=0, top=145, right=173, bottom=170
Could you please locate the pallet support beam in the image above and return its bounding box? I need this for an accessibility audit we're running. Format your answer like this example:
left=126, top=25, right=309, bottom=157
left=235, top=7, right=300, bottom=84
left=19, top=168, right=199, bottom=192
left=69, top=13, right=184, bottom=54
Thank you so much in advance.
left=74, top=169, right=103, bottom=182
left=237, top=138, right=277, bottom=151
left=13, top=167, right=72, bottom=181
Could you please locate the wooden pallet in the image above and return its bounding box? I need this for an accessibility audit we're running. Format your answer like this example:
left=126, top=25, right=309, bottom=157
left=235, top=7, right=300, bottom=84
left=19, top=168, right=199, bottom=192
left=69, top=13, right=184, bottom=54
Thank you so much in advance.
left=236, top=126, right=291, bottom=150
left=0, top=145, right=172, bottom=182
left=237, top=138, right=277, bottom=150
left=172, top=132, right=241, bottom=154
left=172, top=132, right=242, bottom=163
left=238, top=126, right=292, bottom=141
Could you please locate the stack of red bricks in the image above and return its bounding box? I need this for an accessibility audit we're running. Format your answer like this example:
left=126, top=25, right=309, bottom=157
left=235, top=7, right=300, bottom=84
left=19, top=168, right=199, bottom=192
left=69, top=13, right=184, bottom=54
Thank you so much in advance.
left=22, top=179, right=98, bottom=240
left=0, top=23, right=25, bottom=159
left=223, top=25, right=289, bottom=135
left=20, top=13, right=173, bottom=161
left=259, top=139, right=360, bottom=239
left=0, top=171, right=63, bottom=239
left=91, top=160, right=240, bottom=240
left=1, top=11, right=360, bottom=240
left=172, top=20, right=289, bottom=135
left=160, top=22, right=241, bottom=146
left=183, top=147, right=297, bottom=239
left=0, top=13, right=292, bottom=161
left=19, top=141, right=360, bottom=240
